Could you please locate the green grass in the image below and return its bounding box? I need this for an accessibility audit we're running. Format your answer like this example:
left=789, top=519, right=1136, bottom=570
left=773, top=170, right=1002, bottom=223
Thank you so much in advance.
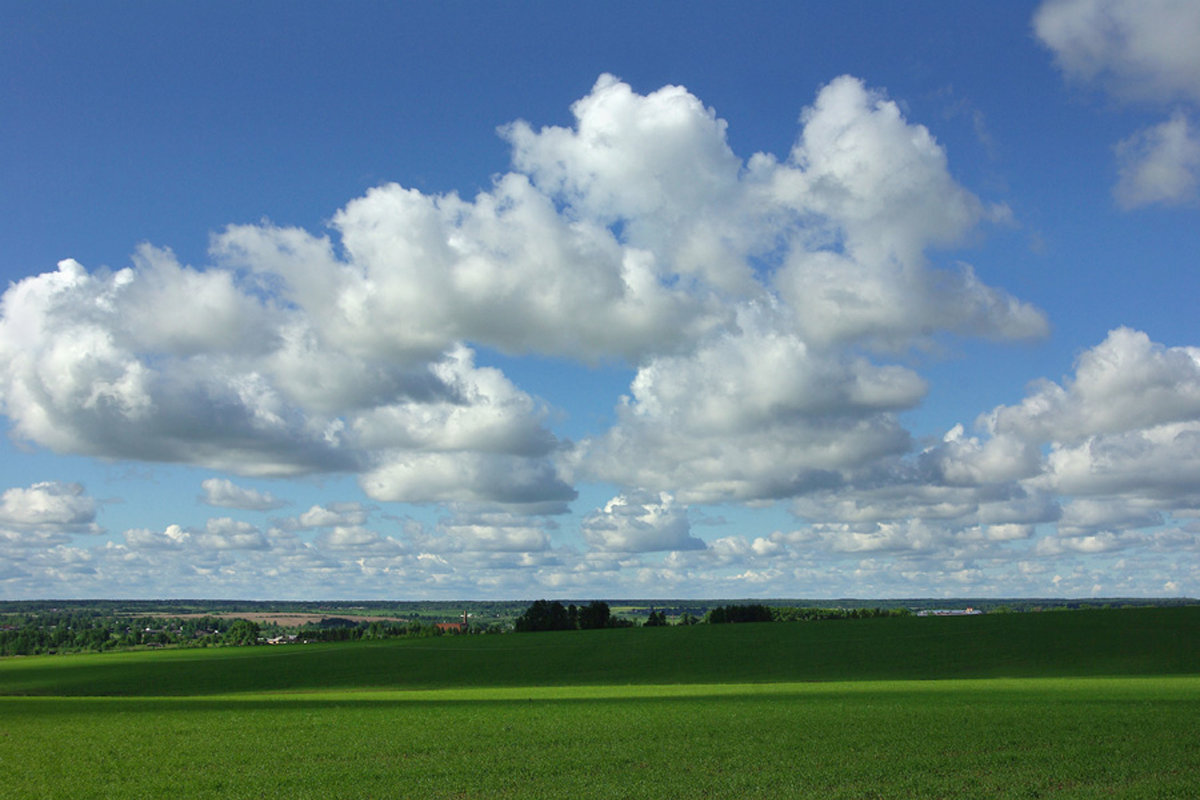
left=1, top=607, right=1198, bottom=798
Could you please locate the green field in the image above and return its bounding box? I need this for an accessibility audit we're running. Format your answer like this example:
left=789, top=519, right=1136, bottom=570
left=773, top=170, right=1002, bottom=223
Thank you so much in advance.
left=2, top=607, right=1198, bottom=798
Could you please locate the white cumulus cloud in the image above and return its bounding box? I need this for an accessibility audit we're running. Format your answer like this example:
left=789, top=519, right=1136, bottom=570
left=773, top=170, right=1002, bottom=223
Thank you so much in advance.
left=582, top=492, right=704, bottom=553
left=581, top=302, right=923, bottom=504
left=200, top=478, right=286, bottom=511
left=0, top=481, right=99, bottom=532
left=1113, top=112, right=1200, bottom=209
left=1034, top=0, right=1200, bottom=104
left=0, top=74, right=1048, bottom=535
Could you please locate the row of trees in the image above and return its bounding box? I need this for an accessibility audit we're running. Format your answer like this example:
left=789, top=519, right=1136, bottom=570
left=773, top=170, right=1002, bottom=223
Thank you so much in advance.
left=705, top=604, right=775, bottom=624
left=514, top=601, right=776, bottom=630
left=705, top=604, right=910, bottom=623
left=769, top=606, right=912, bottom=622
left=3, top=602, right=922, bottom=653
left=0, top=611, right=485, bottom=655
left=0, top=612, right=263, bottom=656
left=292, top=618, right=465, bottom=642
left=514, top=600, right=637, bottom=632
left=512, top=602, right=914, bottom=631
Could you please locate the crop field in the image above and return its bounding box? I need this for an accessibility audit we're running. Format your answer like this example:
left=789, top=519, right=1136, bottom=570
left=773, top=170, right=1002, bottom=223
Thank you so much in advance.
left=2, top=607, right=1198, bottom=798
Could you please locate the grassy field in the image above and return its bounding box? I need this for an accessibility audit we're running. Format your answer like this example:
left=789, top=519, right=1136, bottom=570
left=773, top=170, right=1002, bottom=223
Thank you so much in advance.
left=2, top=607, right=1198, bottom=798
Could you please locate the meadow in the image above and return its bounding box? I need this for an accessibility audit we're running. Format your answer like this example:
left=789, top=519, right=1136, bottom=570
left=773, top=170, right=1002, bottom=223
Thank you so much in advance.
left=2, top=606, right=1198, bottom=798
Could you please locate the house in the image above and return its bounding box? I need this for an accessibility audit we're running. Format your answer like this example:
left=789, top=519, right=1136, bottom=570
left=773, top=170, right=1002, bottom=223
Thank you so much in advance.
left=916, top=607, right=983, bottom=617
left=436, top=611, right=470, bottom=633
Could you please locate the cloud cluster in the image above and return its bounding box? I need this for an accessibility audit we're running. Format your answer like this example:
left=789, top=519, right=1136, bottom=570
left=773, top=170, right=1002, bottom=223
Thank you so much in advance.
left=2, top=71, right=1196, bottom=598
left=569, top=75, right=1044, bottom=505
left=785, top=328, right=1200, bottom=564
left=126, top=518, right=268, bottom=551
left=0, top=74, right=1042, bottom=517
left=1036, top=0, right=1200, bottom=207
left=0, top=252, right=570, bottom=506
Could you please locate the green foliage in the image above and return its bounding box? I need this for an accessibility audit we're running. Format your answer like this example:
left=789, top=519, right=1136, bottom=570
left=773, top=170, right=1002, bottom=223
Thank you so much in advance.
left=0, top=607, right=473, bottom=655
left=577, top=601, right=611, bottom=630
left=0, top=611, right=242, bottom=655
left=644, top=609, right=668, bottom=627
left=514, top=600, right=573, bottom=632
left=770, top=606, right=911, bottom=622
left=705, top=604, right=774, bottom=624
left=223, top=619, right=260, bottom=646
left=514, top=600, right=622, bottom=632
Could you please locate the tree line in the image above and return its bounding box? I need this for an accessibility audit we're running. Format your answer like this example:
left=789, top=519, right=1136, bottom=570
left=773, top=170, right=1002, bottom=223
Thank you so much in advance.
left=0, top=601, right=925, bottom=654
left=0, top=610, right=477, bottom=655
left=0, top=611, right=262, bottom=656
left=513, top=600, right=637, bottom=631
left=512, top=601, right=913, bottom=631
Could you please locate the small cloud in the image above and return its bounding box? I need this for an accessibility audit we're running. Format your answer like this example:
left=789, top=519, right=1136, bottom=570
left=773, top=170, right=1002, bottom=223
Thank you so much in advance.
left=125, top=524, right=191, bottom=550
left=279, top=502, right=369, bottom=530
left=194, top=517, right=269, bottom=550
left=1113, top=112, right=1200, bottom=209
left=315, top=525, right=386, bottom=550
left=434, top=509, right=553, bottom=553
left=0, top=481, right=99, bottom=532
left=125, top=519, right=267, bottom=551
left=200, top=478, right=287, bottom=511
left=582, top=491, right=705, bottom=553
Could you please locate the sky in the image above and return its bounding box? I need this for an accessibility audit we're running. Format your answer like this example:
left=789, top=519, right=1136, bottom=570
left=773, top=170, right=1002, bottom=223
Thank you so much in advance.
left=2, top=0, right=1199, bottom=600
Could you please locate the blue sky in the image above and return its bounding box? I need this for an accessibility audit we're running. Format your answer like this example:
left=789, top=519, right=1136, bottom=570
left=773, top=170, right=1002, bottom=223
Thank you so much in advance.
left=2, top=0, right=1199, bottom=600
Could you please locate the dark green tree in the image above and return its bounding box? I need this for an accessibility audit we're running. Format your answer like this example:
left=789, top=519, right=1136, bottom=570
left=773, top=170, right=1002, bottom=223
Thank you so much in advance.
left=644, top=609, right=668, bottom=627
left=578, top=601, right=612, bottom=630
left=706, top=604, right=774, bottom=624
left=225, top=619, right=261, bottom=645
left=514, top=600, right=573, bottom=632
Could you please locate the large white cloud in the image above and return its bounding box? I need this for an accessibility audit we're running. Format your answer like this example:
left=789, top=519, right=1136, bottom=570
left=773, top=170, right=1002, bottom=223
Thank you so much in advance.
left=0, top=256, right=566, bottom=503
left=580, top=303, right=924, bottom=504
left=504, top=74, right=757, bottom=295
left=766, top=76, right=1046, bottom=347
left=723, top=328, right=1200, bottom=583
left=920, top=329, right=1200, bottom=558
left=214, top=176, right=718, bottom=365
left=985, top=328, right=1200, bottom=444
